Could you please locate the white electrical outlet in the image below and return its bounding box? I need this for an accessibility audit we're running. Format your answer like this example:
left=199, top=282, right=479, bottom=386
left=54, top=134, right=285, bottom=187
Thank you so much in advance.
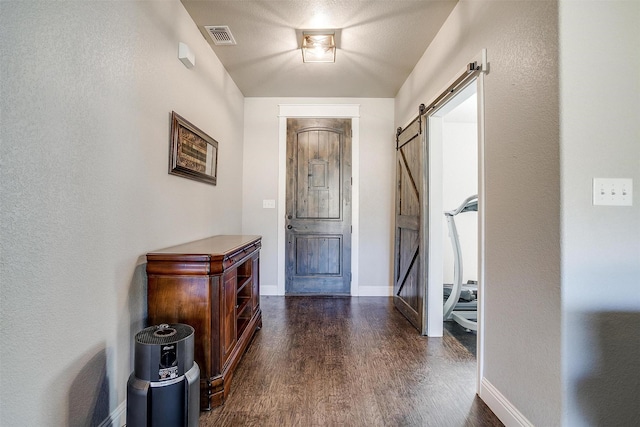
left=262, top=199, right=276, bottom=209
left=593, top=178, right=633, bottom=206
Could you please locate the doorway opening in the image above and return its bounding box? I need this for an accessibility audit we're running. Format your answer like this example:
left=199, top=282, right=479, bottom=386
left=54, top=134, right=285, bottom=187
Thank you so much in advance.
left=425, top=70, right=484, bottom=395
left=434, top=85, right=479, bottom=355
left=276, top=104, right=361, bottom=296
left=284, top=118, right=353, bottom=295
left=427, top=80, right=479, bottom=338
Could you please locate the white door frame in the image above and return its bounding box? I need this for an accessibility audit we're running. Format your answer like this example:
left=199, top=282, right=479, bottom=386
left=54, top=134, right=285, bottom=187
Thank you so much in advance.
left=277, top=104, right=361, bottom=296
left=426, top=81, right=479, bottom=337
left=424, top=50, right=486, bottom=394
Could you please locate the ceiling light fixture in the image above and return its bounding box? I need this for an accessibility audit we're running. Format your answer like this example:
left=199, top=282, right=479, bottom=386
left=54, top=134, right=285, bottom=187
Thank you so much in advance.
left=301, top=32, right=336, bottom=63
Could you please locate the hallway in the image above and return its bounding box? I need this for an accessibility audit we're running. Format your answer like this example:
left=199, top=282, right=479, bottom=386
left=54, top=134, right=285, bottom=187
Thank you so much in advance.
left=200, top=296, right=502, bottom=426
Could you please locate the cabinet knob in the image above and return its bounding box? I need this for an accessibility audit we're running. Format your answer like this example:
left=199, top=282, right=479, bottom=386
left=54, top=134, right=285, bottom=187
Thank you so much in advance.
left=287, top=225, right=292, bottom=229
left=287, top=215, right=293, bottom=220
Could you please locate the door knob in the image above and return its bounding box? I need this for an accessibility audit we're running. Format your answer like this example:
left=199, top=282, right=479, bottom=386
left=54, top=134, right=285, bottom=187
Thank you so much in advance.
left=287, top=225, right=293, bottom=229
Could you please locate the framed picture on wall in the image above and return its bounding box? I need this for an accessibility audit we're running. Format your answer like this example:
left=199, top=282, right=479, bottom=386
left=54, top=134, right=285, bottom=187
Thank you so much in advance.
left=169, top=111, right=218, bottom=185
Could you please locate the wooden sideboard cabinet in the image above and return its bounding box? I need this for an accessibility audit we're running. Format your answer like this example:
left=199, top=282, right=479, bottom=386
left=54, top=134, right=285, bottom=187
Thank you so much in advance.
left=146, top=235, right=262, bottom=410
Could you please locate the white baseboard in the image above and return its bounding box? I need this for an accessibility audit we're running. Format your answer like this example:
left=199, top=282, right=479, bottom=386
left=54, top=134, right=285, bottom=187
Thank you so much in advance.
left=260, top=285, right=279, bottom=295
left=357, top=285, right=393, bottom=296
left=480, top=378, right=533, bottom=427
left=259, top=285, right=392, bottom=296
left=99, top=400, right=126, bottom=427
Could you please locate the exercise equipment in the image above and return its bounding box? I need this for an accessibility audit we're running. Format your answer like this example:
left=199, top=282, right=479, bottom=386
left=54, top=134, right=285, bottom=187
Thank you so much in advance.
left=443, top=194, right=478, bottom=332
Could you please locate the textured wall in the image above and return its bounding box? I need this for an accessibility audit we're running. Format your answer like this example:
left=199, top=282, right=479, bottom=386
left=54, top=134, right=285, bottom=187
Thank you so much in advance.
left=242, top=98, right=395, bottom=295
left=396, top=1, right=561, bottom=425
left=560, top=1, right=640, bottom=425
left=0, top=2, right=244, bottom=425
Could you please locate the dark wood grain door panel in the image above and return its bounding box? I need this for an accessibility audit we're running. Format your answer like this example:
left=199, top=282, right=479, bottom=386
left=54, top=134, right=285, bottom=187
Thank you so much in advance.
left=394, top=116, right=425, bottom=332
left=222, top=269, right=237, bottom=363
left=286, top=118, right=352, bottom=294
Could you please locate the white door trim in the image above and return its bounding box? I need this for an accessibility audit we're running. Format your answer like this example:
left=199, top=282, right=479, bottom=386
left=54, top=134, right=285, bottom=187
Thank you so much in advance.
left=277, top=104, right=361, bottom=296
left=424, top=50, right=487, bottom=397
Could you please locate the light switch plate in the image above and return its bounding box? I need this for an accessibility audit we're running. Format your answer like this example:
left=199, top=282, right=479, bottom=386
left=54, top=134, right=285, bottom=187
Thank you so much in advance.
left=593, top=178, right=633, bottom=206
left=263, top=199, right=276, bottom=209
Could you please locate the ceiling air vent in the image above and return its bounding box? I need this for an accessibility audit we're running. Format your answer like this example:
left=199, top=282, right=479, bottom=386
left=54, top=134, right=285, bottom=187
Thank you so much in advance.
left=204, top=26, right=237, bottom=46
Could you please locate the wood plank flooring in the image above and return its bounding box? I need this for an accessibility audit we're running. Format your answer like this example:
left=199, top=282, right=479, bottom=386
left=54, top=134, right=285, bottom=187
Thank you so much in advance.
left=199, top=296, right=503, bottom=427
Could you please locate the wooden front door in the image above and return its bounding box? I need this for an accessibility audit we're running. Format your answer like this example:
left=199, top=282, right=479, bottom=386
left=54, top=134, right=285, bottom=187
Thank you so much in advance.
left=285, top=118, right=352, bottom=294
left=394, top=116, right=425, bottom=332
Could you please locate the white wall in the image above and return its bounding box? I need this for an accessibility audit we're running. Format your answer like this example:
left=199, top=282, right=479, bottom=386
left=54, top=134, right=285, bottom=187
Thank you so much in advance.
left=396, top=1, right=561, bottom=425
left=0, top=2, right=244, bottom=425
left=560, top=1, right=640, bottom=425
left=442, top=119, right=478, bottom=285
left=242, top=98, right=395, bottom=296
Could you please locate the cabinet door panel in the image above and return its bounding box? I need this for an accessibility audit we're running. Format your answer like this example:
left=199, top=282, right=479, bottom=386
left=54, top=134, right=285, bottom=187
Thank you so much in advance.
left=147, top=276, right=212, bottom=377
left=222, top=270, right=237, bottom=363
left=251, top=256, right=260, bottom=313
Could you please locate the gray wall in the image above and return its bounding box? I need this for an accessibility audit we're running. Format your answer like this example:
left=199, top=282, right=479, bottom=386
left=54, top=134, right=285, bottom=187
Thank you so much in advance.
left=560, top=1, right=640, bottom=425
left=0, top=2, right=244, bottom=425
left=396, top=1, right=562, bottom=425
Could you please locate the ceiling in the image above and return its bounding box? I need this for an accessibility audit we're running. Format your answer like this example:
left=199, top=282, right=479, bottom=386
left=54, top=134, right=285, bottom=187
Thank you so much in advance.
left=181, top=0, right=458, bottom=98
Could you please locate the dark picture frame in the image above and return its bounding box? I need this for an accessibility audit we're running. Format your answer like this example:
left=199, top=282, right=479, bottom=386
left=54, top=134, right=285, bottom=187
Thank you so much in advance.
left=169, top=111, right=218, bottom=185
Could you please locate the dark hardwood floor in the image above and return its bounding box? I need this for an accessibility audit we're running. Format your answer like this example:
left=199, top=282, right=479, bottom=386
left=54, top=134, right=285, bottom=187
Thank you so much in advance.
left=200, top=296, right=502, bottom=427
left=443, top=320, right=477, bottom=356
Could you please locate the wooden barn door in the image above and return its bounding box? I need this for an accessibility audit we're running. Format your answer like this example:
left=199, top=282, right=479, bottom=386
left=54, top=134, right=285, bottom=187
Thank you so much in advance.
left=394, top=115, right=426, bottom=333
left=285, top=118, right=352, bottom=295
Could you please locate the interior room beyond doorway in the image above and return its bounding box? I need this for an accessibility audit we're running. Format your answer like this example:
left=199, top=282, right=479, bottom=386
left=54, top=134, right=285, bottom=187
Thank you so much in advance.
left=429, top=82, right=479, bottom=346
left=441, top=92, right=479, bottom=356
